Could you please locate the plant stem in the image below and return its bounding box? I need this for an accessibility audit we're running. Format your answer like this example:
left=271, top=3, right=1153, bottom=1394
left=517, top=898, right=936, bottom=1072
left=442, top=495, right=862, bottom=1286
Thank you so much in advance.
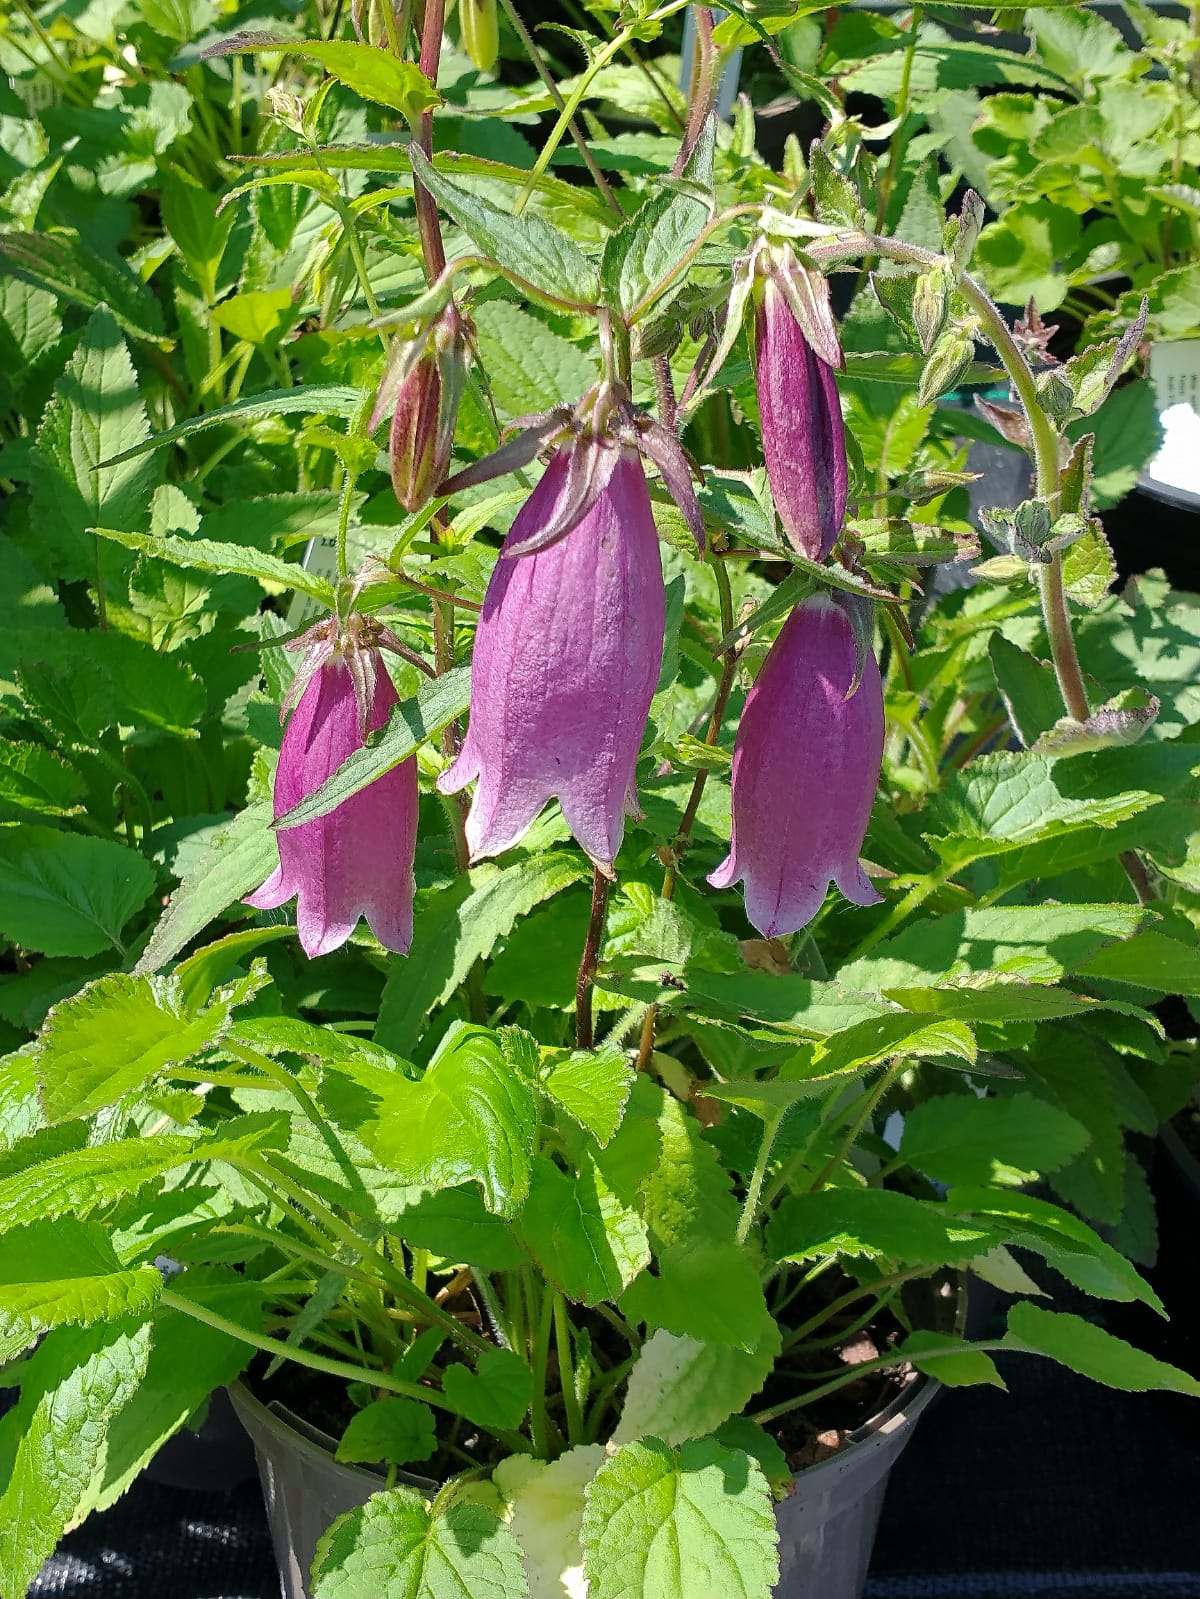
left=637, top=556, right=737, bottom=1070
left=553, top=1293, right=584, bottom=1445
left=781, top=1267, right=924, bottom=1353
left=752, top=1336, right=1006, bottom=1425
left=496, top=0, right=621, bottom=215
left=575, top=867, right=612, bottom=1051
left=238, top=1155, right=492, bottom=1355
left=159, top=1286, right=457, bottom=1411
left=872, top=5, right=922, bottom=234
left=414, top=0, right=448, bottom=280
left=807, top=1061, right=904, bottom=1194
left=673, top=6, right=717, bottom=176
left=530, top=1281, right=554, bottom=1458
left=736, top=1105, right=788, bottom=1245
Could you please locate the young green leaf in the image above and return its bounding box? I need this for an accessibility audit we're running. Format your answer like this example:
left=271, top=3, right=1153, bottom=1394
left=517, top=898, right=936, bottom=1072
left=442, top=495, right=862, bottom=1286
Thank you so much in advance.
left=538, top=1045, right=635, bottom=1147
left=442, top=1349, right=533, bottom=1431
left=93, top=525, right=336, bottom=607
left=35, top=972, right=228, bottom=1123
left=601, top=115, right=715, bottom=319
left=0, top=1218, right=162, bottom=1337
left=768, top=1187, right=998, bottom=1269
left=515, top=1151, right=648, bottom=1306
left=336, top=1398, right=438, bottom=1468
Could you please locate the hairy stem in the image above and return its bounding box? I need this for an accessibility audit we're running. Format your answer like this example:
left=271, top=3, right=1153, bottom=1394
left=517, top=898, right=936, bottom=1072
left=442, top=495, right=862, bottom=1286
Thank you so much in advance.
left=575, top=868, right=613, bottom=1051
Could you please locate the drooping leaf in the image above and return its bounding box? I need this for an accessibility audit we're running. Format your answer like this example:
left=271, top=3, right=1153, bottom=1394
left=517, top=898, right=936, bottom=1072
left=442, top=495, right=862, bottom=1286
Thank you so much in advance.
left=768, top=1187, right=998, bottom=1270
left=1005, top=1303, right=1200, bottom=1396
left=206, top=36, right=438, bottom=122
left=0, top=1219, right=161, bottom=1339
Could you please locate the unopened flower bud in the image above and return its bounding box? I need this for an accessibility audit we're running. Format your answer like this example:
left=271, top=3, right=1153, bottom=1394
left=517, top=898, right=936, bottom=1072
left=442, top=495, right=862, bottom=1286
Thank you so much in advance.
left=461, top=0, right=499, bottom=72
left=755, top=261, right=847, bottom=564
left=372, top=302, right=469, bottom=513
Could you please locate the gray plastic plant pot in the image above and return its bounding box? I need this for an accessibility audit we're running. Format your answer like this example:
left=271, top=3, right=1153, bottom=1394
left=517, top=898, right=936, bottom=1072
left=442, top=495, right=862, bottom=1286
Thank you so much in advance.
left=227, top=1383, right=436, bottom=1599
left=231, top=1370, right=939, bottom=1599
left=773, top=1369, right=939, bottom=1599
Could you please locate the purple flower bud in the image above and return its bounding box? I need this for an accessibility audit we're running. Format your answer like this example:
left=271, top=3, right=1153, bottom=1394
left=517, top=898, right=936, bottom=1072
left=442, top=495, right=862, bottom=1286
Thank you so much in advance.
left=372, top=303, right=469, bottom=514
left=248, top=641, right=417, bottom=959
left=438, top=443, right=665, bottom=871
left=755, top=275, right=848, bottom=564
left=709, top=592, right=883, bottom=938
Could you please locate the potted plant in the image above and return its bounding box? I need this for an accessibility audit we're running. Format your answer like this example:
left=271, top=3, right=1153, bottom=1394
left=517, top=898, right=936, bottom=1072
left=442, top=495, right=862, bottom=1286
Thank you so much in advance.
left=2, top=3, right=1200, bottom=1599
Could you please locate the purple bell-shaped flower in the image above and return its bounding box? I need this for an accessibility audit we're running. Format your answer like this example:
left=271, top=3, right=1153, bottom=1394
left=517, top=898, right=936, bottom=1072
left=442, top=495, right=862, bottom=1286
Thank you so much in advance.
left=248, top=618, right=418, bottom=958
left=754, top=251, right=847, bottom=564
left=709, top=592, right=884, bottom=937
left=438, top=439, right=667, bottom=872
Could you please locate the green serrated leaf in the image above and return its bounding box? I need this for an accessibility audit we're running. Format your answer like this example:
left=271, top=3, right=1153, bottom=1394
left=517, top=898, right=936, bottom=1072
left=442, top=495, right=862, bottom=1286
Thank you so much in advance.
left=613, top=1321, right=781, bottom=1449
left=1005, top=1302, right=1200, bottom=1396
left=359, top=1029, right=536, bottom=1217
left=601, top=117, right=714, bottom=319
left=580, top=1437, right=779, bottom=1599
left=96, top=385, right=362, bottom=468
left=212, top=36, right=438, bottom=121
left=539, top=1046, right=634, bottom=1147
left=768, top=1187, right=998, bottom=1269
left=898, top=1091, right=1089, bottom=1186
left=36, top=972, right=227, bottom=1123
left=93, top=525, right=336, bottom=607
left=29, top=307, right=161, bottom=583
left=0, top=227, right=167, bottom=347
left=0, top=826, right=156, bottom=960
left=409, top=147, right=598, bottom=310
left=515, top=1151, right=648, bottom=1306
left=0, top=1218, right=161, bottom=1336
left=312, top=1483, right=528, bottom=1599
left=442, top=1348, right=532, bottom=1431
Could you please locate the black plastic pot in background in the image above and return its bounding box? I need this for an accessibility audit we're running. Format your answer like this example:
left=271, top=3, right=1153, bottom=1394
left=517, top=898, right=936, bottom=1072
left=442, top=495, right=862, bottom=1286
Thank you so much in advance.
left=1102, top=479, right=1200, bottom=593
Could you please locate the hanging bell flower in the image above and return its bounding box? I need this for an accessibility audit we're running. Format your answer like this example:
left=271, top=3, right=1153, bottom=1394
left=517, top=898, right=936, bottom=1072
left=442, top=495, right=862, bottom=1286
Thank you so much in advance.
left=753, top=246, right=847, bottom=565
left=371, top=301, right=470, bottom=514
left=709, top=592, right=883, bottom=938
left=247, top=616, right=418, bottom=959
left=438, top=382, right=704, bottom=871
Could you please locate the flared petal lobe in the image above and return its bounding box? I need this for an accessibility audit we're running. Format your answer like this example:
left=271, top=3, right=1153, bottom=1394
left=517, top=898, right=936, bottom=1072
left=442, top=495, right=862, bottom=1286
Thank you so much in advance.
left=248, top=657, right=417, bottom=959
left=755, top=278, right=848, bottom=564
left=439, top=446, right=665, bottom=870
left=709, top=593, right=883, bottom=938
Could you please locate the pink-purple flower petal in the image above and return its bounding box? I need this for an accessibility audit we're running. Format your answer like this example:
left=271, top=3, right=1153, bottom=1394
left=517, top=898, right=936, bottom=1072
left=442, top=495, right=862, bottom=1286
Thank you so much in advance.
left=438, top=446, right=665, bottom=871
left=709, top=592, right=883, bottom=938
left=248, top=654, right=417, bottom=959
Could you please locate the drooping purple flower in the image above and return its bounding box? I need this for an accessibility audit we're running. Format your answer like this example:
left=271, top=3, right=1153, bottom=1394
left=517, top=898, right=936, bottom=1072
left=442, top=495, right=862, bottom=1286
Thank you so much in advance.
left=709, top=592, right=883, bottom=938
left=438, top=442, right=665, bottom=871
left=755, top=272, right=847, bottom=564
left=248, top=629, right=417, bottom=959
